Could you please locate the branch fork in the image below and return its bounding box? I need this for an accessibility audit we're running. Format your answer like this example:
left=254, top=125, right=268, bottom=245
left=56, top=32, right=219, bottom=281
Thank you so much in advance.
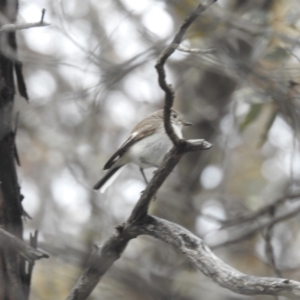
left=0, top=9, right=50, bottom=33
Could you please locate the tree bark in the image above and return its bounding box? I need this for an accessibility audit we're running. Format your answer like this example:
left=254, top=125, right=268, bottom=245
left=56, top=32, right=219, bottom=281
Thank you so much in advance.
left=0, top=0, right=29, bottom=299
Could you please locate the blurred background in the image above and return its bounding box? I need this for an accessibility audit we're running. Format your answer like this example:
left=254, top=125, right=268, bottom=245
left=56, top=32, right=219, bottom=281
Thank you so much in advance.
left=15, top=0, right=300, bottom=299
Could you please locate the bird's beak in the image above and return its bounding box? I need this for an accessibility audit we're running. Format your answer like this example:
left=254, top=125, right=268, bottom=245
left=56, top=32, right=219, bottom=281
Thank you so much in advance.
left=183, top=120, right=193, bottom=126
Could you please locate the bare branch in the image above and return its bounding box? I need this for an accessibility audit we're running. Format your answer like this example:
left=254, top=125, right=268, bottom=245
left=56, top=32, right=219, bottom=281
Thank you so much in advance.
left=66, top=232, right=135, bottom=300
left=0, top=9, right=50, bottom=33
left=212, top=205, right=300, bottom=249
left=0, top=227, right=49, bottom=262
left=128, top=147, right=183, bottom=223
left=264, top=224, right=282, bottom=278
left=67, top=139, right=211, bottom=300
left=177, top=45, right=216, bottom=54
left=129, top=140, right=211, bottom=223
left=0, top=22, right=50, bottom=32
left=155, top=0, right=217, bottom=146
left=41, top=8, right=46, bottom=23
left=221, top=193, right=300, bottom=228
left=67, top=215, right=300, bottom=300
left=136, top=216, right=300, bottom=300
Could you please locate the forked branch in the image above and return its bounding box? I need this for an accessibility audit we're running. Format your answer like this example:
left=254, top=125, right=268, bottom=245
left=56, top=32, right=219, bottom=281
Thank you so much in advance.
left=0, top=9, right=50, bottom=33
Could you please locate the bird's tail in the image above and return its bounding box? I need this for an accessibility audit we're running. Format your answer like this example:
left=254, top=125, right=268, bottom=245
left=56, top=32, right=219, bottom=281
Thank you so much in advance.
left=93, top=166, right=123, bottom=193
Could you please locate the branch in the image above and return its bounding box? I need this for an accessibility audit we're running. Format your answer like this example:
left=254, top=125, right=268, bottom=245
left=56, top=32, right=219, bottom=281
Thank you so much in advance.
left=264, top=223, right=282, bottom=277
left=68, top=215, right=300, bottom=300
left=128, top=147, right=183, bottom=223
left=212, top=204, right=300, bottom=249
left=66, top=231, right=135, bottom=300
left=177, top=45, right=216, bottom=54
left=220, top=193, right=300, bottom=228
left=0, top=9, right=50, bottom=33
left=66, top=139, right=211, bottom=300
left=136, top=216, right=300, bottom=300
left=0, top=227, right=49, bottom=262
left=155, top=0, right=217, bottom=146
left=128, top=140, right=210, bottom=223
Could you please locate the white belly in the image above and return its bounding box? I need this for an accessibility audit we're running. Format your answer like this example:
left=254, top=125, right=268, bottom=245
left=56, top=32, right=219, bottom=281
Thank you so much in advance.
left=127, top=132, right=174, bottom=168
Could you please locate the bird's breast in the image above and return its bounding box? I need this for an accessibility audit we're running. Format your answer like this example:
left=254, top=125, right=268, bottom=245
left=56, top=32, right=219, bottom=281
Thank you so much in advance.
left=127, top=131, right=173, bottom=168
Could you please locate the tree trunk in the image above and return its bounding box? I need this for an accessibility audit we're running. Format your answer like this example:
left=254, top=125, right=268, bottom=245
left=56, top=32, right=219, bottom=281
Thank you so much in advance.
left=0, top=0, right=29, bottom=299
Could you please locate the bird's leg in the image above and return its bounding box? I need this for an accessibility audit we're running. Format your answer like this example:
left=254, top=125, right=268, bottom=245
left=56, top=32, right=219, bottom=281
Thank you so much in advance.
left=140, top=168, right=157, bottom=201
left=140, top=168, right=149, bottom=185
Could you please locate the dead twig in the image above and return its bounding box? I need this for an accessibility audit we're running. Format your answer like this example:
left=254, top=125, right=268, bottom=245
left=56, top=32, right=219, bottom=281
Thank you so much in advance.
left=177, top=45, right=216, bottom=54
left=0, top=227, right=48, bottom=262
left=0, top=9, right=50, bottom=33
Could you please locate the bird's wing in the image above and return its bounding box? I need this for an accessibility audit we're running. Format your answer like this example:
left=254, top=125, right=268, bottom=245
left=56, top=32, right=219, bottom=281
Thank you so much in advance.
left=103, top=117, right=158, bottom=170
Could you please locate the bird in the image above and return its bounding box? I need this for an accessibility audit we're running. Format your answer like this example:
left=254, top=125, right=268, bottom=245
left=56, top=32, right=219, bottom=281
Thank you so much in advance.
left=93, top=109, right=192, bottom=192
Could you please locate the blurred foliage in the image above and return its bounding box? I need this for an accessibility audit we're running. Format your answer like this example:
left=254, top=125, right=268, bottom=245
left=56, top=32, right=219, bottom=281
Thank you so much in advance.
left=14, top=0, right=300, bottom=299
left=240, top=103, right=263, bottom=131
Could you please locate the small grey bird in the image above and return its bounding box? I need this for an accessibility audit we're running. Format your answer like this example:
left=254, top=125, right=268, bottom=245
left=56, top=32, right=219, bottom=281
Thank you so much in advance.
left=93, top=109, right=192, bottom=192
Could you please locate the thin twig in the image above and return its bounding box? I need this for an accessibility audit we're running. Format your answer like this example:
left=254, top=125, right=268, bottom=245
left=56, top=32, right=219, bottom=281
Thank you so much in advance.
left=177, top=45, right=216, bottom=54
left=212, top=205, right=300, bottom=249
left=0, top=227, right=49, bottom=262
left=221, top=193, right=300, bottom=228
left=0, top=21, right=50, bottom=32
left=0, top=9, right=50, bottom=33
left=155, top=0, right=217, bottom=146
left=41, top=9, right=46, bottom=23
left=264, top=224, right=282, bottom=277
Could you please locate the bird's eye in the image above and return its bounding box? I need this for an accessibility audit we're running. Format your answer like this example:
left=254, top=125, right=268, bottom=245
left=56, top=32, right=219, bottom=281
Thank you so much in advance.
left=172, top=113, right=177, bottom=119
